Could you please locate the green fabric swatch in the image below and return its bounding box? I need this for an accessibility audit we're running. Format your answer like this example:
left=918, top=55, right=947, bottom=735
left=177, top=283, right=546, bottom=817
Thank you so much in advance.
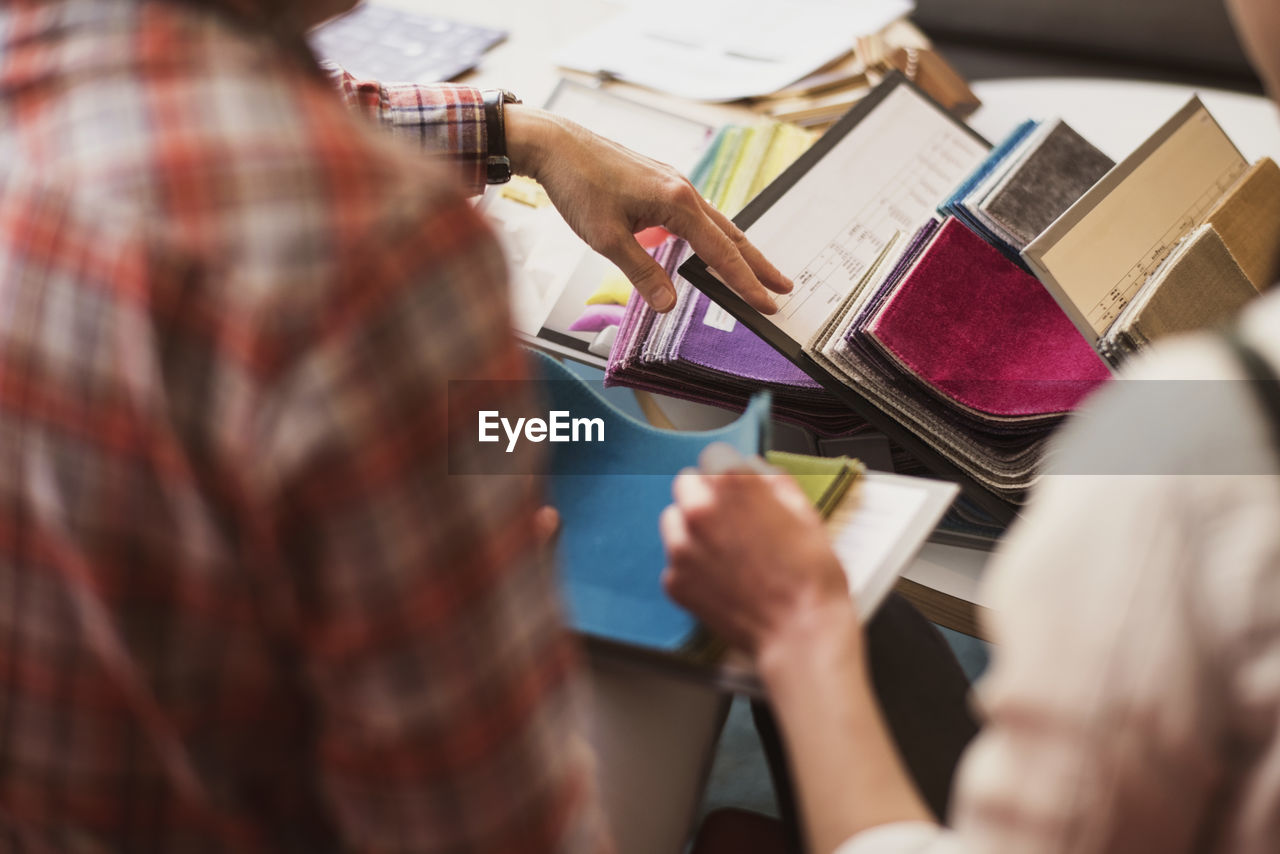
left=765, top=451, right=865, bottom=518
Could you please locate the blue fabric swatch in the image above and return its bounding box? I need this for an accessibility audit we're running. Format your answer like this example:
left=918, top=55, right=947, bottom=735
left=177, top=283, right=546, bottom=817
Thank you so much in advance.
left=531, top=350, right=771, bottom=650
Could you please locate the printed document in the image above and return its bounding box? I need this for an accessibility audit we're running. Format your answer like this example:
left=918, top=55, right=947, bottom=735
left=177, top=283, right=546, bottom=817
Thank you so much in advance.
left=744, top=84, right=989, bottom=342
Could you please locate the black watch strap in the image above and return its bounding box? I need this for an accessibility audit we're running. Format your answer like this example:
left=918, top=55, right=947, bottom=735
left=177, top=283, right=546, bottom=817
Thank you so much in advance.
left=482, top=89, right=521, bottom=185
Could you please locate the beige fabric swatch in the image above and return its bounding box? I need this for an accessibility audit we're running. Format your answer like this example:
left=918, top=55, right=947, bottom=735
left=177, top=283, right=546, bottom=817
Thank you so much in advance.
left=1109, top=224, right=1255, bottom=354
left=1204, top=157, right=1280, bottom=291
left=1022, top=98, right=1247, bottom=341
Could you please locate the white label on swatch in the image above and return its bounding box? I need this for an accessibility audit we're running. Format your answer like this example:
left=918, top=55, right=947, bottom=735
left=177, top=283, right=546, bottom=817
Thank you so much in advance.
left=702, top=303, right=737, bottom=332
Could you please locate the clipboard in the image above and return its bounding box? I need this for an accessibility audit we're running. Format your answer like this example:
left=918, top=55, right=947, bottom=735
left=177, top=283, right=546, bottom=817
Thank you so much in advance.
left=677, top=74, right=1021, bottom=522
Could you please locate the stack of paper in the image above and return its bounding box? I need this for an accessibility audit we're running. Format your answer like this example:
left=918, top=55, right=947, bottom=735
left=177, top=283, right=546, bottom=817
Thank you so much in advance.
left=606, top=122, right=875, bottom=436
left=755, top=20, right=980, bottom=130
left=556, top=0, right=913, bottom=102
left=1023, top=98, right=1269, bottom=365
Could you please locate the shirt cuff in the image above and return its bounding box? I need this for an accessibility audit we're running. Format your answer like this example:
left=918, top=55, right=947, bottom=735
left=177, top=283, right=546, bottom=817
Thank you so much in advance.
left=833, top=821, right=946, bottom=854
left=380, top=81, right=487, bottom=196
left=323, top=62, right=488, bottom=196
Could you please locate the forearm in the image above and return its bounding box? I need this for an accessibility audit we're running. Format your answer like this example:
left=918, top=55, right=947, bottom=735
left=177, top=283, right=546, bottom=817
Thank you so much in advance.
left=758, top=599, right=934, bottom=854
left=505, top=103, right=569, bottom=180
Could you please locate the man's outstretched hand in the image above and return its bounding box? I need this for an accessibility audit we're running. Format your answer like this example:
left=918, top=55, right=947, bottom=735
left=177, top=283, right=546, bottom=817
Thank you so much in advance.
left=506, top=106, right=792, bottom=314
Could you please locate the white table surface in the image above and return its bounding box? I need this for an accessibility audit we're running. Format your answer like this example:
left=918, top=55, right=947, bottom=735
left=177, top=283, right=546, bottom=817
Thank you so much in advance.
left=971, top=77, right=1280, bottom=161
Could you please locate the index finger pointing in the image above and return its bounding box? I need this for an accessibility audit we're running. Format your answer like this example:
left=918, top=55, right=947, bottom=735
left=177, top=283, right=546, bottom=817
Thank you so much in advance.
left=698, top=199, right=792, bottom=296
left=665, top=204, right=780, bottom=316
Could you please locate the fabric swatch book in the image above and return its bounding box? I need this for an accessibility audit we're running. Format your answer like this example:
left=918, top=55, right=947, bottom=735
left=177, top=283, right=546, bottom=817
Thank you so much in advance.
left=676, top=74, right=1091, bottom=521
left=1023, top=97, right=1266, bottom=363
left=1100, top=224, right=1256, bottom=360
left=807, top=216, right=1108, bottom=509
left=758, top=451, right=962, bottom=621
left=535, top=350, right=957, bottom=658
left=605, top=121, right=877, bottom=437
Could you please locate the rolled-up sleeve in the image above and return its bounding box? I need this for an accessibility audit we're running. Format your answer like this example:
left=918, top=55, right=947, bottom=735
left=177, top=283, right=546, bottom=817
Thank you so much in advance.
left=326, top=63, right=488, bottom=195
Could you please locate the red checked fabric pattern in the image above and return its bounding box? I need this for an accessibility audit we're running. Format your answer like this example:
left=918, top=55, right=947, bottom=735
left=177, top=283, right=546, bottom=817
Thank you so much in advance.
left=327, top=67, right=490, bottom=197
left=0, top=0, right=608, bottom=851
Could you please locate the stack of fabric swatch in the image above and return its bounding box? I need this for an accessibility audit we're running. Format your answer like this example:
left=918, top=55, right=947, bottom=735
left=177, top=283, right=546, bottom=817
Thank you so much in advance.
left=763, top=450, right=863, bottom=515
left=1099, top=223, right=1257, bottom=361
left=793, top=117, right=1117, bottom=499
left=606, top=122, right=871, bottom=436
left=940, top=118, right=1114, bottom=262
left=810, top=216, right=1112, bottom=497
left=1021, top=99, right=1274, bottom=370
left=1092, top=155, right=1280, bottom=362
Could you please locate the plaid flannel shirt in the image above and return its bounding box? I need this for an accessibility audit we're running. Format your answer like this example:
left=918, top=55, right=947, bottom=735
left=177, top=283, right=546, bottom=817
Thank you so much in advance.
left=0, top=0, right=609, bottom=850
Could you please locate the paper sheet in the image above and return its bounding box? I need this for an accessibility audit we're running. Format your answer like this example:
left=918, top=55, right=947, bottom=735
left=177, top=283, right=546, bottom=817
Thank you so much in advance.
left=744, top=84, right=989, bottom=342
left=825, top=473, right=958, bottom=619
left=1023, top=98, right=1247, bottom=341
left=542, top=80, right=716, bottom=174
left=557, top=0, right=913, bottom=102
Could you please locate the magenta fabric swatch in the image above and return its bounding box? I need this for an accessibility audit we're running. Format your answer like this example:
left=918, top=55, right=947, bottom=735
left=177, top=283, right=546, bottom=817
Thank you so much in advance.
left=868, top=218, right=1110, bottom=418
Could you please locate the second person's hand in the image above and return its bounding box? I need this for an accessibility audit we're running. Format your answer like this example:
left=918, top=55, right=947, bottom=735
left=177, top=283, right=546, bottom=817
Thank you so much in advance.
left=659, top=443, right=858, bottom=661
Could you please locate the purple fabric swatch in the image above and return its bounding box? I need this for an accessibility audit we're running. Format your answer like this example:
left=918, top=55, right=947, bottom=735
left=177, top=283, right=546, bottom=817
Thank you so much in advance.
left=675, top=293, right=820, bottom=387
left=605, top=238, right=867, bottom=437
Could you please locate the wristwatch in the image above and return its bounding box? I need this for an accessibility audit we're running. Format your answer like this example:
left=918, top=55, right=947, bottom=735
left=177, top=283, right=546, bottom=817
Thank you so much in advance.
left=482, top=88, right=522, bottom=185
